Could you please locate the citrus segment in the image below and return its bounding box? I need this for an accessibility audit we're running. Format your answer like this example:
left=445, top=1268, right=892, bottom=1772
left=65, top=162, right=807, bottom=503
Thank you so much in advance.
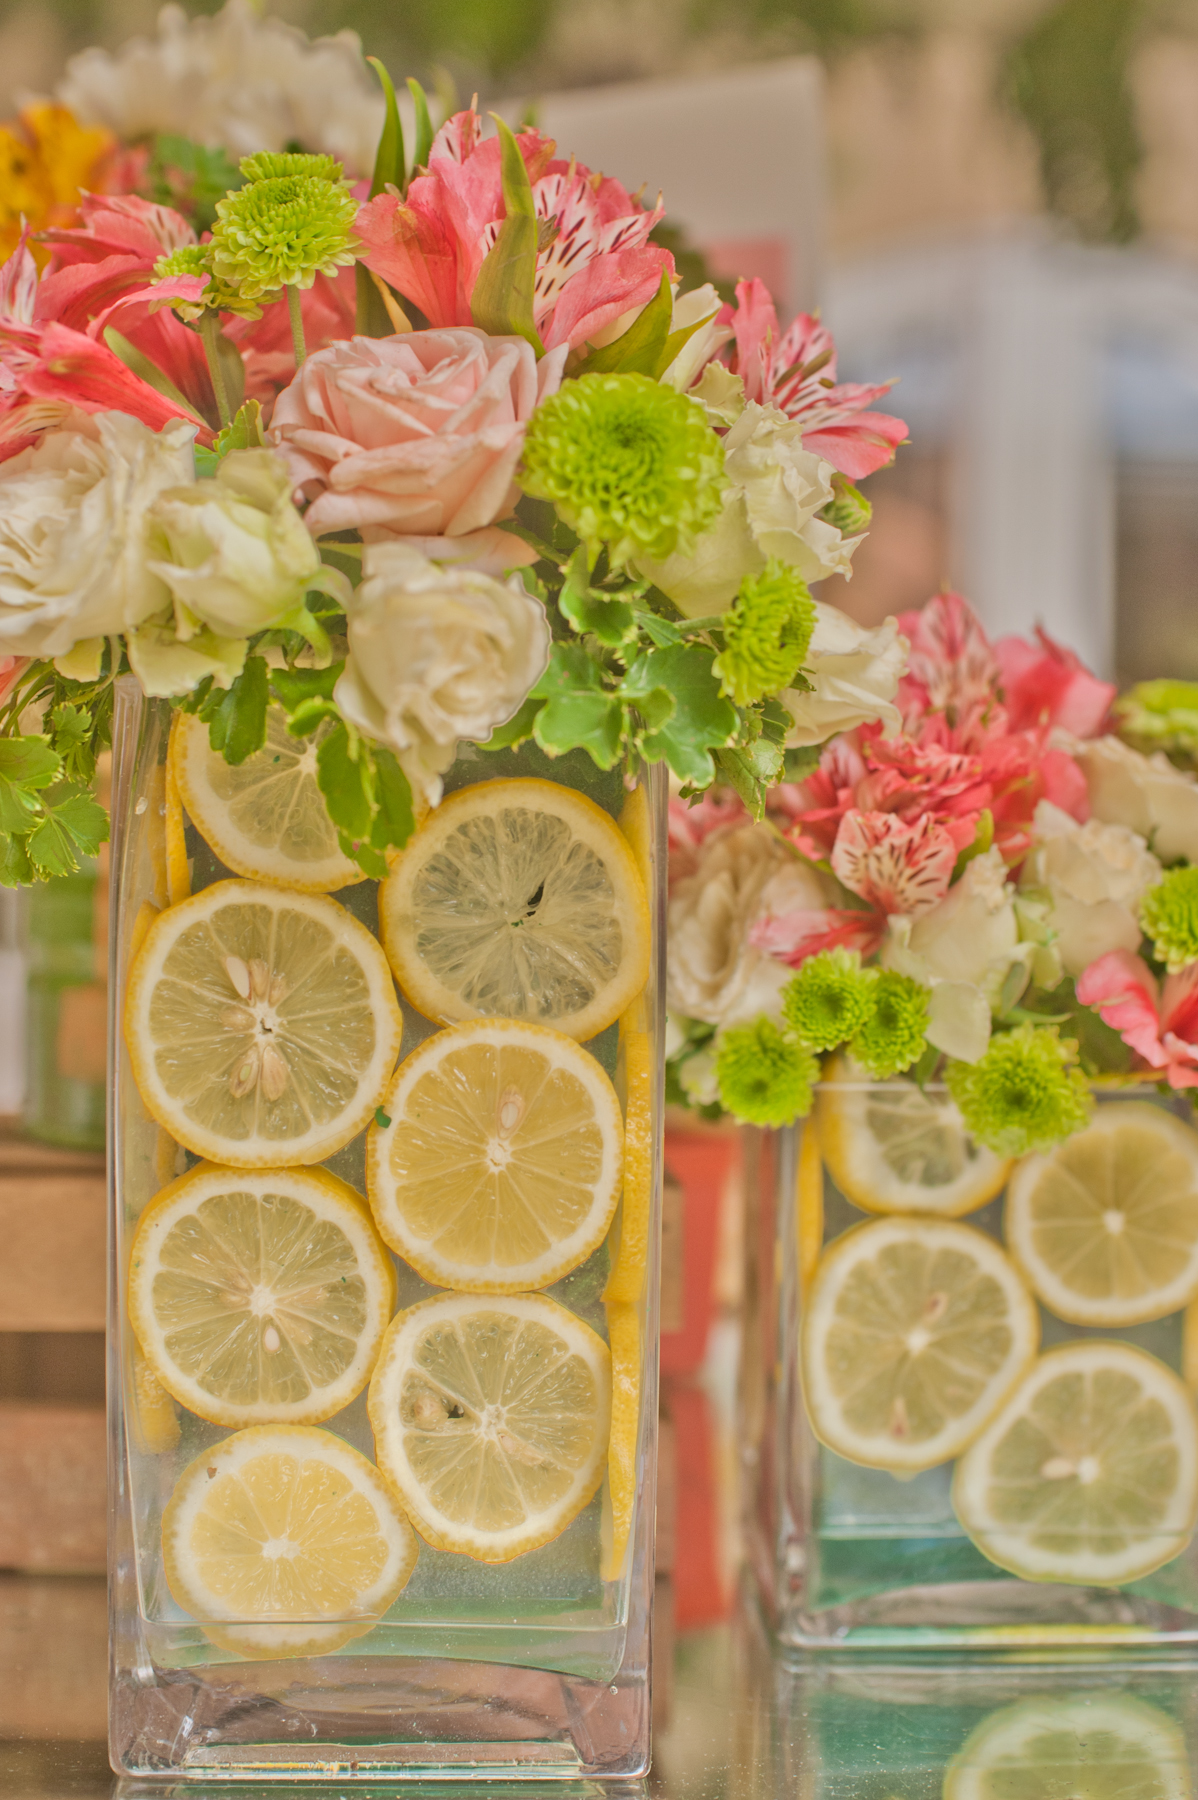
left=818, top=1057, right=1011, bottom=1217
left=953, top=1341, right=1198, bottom=1586
left=944, top=1693, right=1191, bottom=1800
left=162, top=1424, right=418, bottom=1659
left=164, top=719, right=190, bottom=905
left=801, top=1216, right=1039, bottom=1472
left=604, top=1029, right=653, bottom=1305
left=174, top=705, right=361, bottom=894
left=129, top=1163, right=396, bottom=1426
left=367, top=1019, right=623, bottom=1293
left=380, top=778, right=649, bottom=1041
left=1006, top=1103, right=1198, bottom=1326
left=602, top=1299, right=639, bottom=1581
left=796, top=1118, right=824, bottom=1300
left=124, top=878, right=402, bottom=1167
left=368, top=1291, right=611, bottom=1562
left=129, top=1342, right=180, bottom=1455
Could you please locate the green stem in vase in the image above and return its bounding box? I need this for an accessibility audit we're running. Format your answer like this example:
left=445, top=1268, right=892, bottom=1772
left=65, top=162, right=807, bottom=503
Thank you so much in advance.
left=288, top=285, right=307, bottom=366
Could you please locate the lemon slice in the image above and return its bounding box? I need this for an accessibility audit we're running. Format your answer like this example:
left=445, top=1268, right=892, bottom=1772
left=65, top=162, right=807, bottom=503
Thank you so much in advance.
left=368, top=1291, right=611, bottom=1562
left=944, top=1692, right=1191, bottom=1800
left=604, top=1029, right=653, bottom=1306
left=129, top=1162, right=396, bottom=1427
left=602, top=1299, right=639, bottom=1581
left=174, top=706, right=362, bottom=894
left=164, top=720, right=191, bottom=905
left=367, top=1019, right=623, bottom=1292
left=954, top=1341, right=1198, bottom=1586
left=124, top=878, right=402, bottom=1168
left=162, top=1424, right=418, bottom=1659
left=818, top=1056, right=1011, bottom=1217
left=801, top=1216, right=1039, bottom=1472
left=129, top=1343, right=180, bottom=1455
left=1006, top=1103, right=1198, bottom=1326
left=380, top=777, right=650, bottom=1041
left=796, top=1117, right=824, bottom=1300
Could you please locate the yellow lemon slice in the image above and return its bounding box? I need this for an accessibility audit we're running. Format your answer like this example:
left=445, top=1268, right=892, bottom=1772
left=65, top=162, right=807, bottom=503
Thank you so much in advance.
left=796, top=1117, right=824, bottom=1300
left=367, top=1019, right=623, bottom=1292
left=604, top=1028, right=653, bottom=1306
left=124, top=878, right=402, bottom=1168
left=953, top=1341, right=1198, bottom=1587
left=1005, top=1103, right=1198, bottom=1326
left=173, top=705, right=361, bottom=894
left=801, top=1216, right=1039, bottom=1472
left=162, top=1424, right=418, bottom=1660
left=368, top=1291, right=610, bottom=1562
left=164, top=719, right=191, bottom=905
left=129, top=1163, right=396, bottom=1427
left=944, top=1692, right=1191, bottom=1800
left=818, top=1056, right=1012, bottom=1217
left=601, top=1299, right=640, bottom=1581
left=129, top=1343, right=180, bottom=1455
left=380, top=777, right=650, bottom=1041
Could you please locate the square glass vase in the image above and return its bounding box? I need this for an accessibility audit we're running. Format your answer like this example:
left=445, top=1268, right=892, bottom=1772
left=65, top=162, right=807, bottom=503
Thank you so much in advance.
left=743, top=1073, right=1198, bottom=1651
left=107, top=677, right=665, bottom=1779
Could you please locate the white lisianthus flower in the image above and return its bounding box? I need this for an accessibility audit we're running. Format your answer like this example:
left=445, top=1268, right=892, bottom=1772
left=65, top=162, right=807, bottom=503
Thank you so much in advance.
left=0, top=409, right=195, bottom=663
left=635, top=402, right=855, bottom=614
left=334, top=543, right=550, bottom=807
left=1072, top=733, right=1198, bottom=865
left=781, top=603, right=907, bottom=746
left=1022, top=799, right=1161, bottom=977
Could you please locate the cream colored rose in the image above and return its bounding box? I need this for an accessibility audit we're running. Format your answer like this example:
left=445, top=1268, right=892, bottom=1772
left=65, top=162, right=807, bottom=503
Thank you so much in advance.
left=1073, top=734, right=1198, bottom=865
left=334, top=543, right=550, bottom=807
left=781, top=604, right=907, bottom=747
left=884, top=849, right=1023, bottom=1061
left=636, top=402, right=856, bottom=615
left=0, top=409, right=195, bottom=660
left=1023, top=799, right=1160, bottom=977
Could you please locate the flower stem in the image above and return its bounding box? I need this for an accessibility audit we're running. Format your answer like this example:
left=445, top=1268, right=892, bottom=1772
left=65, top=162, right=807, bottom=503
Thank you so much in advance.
left=199, top=310, right=232, bottom=429
left=288, top=285, right=307, bottom=366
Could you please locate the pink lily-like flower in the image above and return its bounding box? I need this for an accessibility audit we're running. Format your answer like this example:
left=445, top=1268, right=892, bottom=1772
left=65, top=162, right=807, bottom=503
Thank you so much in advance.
left=1076, top=949, right=1198, bottom=1088
left=724, top=277, right=907, bottom=480
left=994, top=625, right=1115, bottom=739
left=897, top=590, right=1002, bottom=724
left=355, top=109, right=673, bottom=351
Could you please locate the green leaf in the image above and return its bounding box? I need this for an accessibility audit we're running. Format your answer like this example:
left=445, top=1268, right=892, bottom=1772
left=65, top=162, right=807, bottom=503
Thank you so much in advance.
left=50, top=703, right=92, bottom=758
left=271, top=661, right=343, bottom=713
left=760, top=696, right=795, bottom=743
left=317, top=722, right=374, bottom=841
left=27, top=812, right=85, bottom=877
left=286, top=696, right=341, bottom=737
left=104, top=328, right=207, bottom=424
left=367, top=58, right=406, bottom=197
left=52, top=789, right=109, bottom=857
left=206, top=655, right=269, bottom=765
left=576, top=272, right=673, bottom=376
left=782, top=743, right=822, bottom=783
left=952, top=808, right=995, bottom=882
left=716, top=740, right=784, bottom=819
left=0, top=781, right=40, bottom=834
left=407, top=79, right=435, bottom=178
left=0, top=831, right=32, bottom=886
left=634, top=609, right=683, bottom=648
left=213, top=399, right=266, bottom=458
left=0, top=737, right=62, bottom=789
left=370, top=747, right=415, bottom=852
left=531, top=644, right=624, bottom=767
left=477, top=694, right=544, bottom=751
left=558, top=548, right=637, bottom=646
left=622, top=643, right=736, bottom=784
left=470, top=116, right=543, bottom=352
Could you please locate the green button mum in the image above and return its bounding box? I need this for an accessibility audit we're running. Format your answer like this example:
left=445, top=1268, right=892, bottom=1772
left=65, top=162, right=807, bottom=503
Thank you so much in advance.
left=210, top=171, right=359, bottom=301
left=946, top=1024, right=1092, bottom=1158
left=714, top=560, right=816, bottom=707
left=519, top=372, right=726, bottom=569
left=1141, top=865, right=1198, bottom=972
left=716, top=1017, right=819, bottom=1128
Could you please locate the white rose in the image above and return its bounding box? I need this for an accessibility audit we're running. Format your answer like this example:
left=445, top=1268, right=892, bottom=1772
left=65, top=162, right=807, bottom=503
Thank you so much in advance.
left=334, top=543, right=550, bottom=807
left=0, top=409, right=195, bottom=661
left=781, top=604, right=907, bottom=746
left=636, top=402, right=856, bottom=615
left=883, top=848, right=1022, bottom=1061
left=1023, top=799, right=1160, bottom=977
left=1073, top=734, right=1198, bottom=865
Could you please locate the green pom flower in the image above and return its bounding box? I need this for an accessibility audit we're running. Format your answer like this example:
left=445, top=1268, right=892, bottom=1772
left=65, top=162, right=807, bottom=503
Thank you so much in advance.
left=1141, top=866, right=1198, bottom=972
left=152, top=243, right=209, bottom=281
left=1114, top=679, right=1198, bottom=762
left=849, top=971, right=930, bottom=1078
left=781, top=948, right=876, bottom=1052
left=239, top=151, right=344, bottom=184
left=210, top=172, right=358, bottom=300
left=519, top=372, right=725, bottom=568
left=716, top=1017, right=819, bottom=1127
left=713, top=560, right=816, bottom=706
left=946, top=1024, right=1092, bottom=1158
left=819, top=475, right=872, bottom=537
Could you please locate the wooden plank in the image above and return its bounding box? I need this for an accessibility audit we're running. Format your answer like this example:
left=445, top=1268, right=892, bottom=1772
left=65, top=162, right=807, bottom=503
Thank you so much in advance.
left=0, top=1117, right=105, bottom=1177
left=0, top=1404, right=106, bottom=1573
left=0, top=1172, right=106, bottom=1332
left=0, top=1573, right=107, bottom=1739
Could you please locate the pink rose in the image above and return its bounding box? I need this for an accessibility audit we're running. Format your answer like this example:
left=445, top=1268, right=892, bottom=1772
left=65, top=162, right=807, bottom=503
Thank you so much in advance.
left=269, top=327, right=566, bottom=548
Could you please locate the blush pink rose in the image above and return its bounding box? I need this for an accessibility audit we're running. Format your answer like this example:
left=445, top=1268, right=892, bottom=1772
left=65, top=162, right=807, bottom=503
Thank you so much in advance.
left=269, top=327, right=567, bottom=549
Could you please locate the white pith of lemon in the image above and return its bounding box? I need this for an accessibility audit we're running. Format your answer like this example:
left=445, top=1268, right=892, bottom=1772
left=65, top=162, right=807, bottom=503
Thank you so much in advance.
left=367, top=1019, right=623, bottom=1293
left=124, top=878, right=402, bottom=1168
left=1006, top=1103, right=1198, bottom=1326
left=603, top=1028, right=653, bottom=1306
left=162, top=1424, right=418, bottom=1660
left=129, top=1163, right=396, bottom=1427
left=379, top=777, right=650, bottom=1041
left=368, top=1291, right=611, bottom=1562
left=174, top=706, right=362, bottom=894
left=944, top=1693, right=1191, bottom=1800
left=953, top=1341, right=1198, bottom=1587
left=801, top=1216, right=1039, bottom=1472
left=818, top=1057, right=1012, bottom=1217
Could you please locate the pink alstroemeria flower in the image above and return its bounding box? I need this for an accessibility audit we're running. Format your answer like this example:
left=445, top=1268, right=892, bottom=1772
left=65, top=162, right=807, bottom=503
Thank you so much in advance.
left=724, top=277, right=907, bottom=480
left=355, top=109, right=672, bottom=352
left=1076, top=950, right=1198, bottom=1088
left=994, top=625, right=1115, bottom=739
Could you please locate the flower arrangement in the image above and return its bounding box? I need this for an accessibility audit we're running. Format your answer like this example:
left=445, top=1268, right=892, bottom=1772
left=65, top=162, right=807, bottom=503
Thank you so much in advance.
left=667, top=587, right=1198, bottom=1156
left=0, top=1, right=909, bottom=901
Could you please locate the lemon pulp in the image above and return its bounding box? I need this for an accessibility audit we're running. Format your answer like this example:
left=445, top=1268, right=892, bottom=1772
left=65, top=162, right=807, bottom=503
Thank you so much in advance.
left=944, top=1693, right=1191, bottom=1800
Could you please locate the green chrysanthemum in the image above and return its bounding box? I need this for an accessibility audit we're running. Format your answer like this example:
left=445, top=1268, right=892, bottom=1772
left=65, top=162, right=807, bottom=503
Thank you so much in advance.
left=945, top=1024, right=1092, bottom=1158
left=210, top=173, right=358, bottom=300
left=713, top=560, right=816, bottom=706
left=849, top=971, right=930, bottom=1078
left=239, top=151, right=344, bottom=184
left=1140, top=866, right=1198, bottom=972
left=152, top=243, right=209, bottom=281
left=519, top=372, right=725, bottom=568
left=1114, top=678, right=1198, bottom=762
left=781, top=947, right=876, bottom=1053
left=716, top=1017, right=819, bottom=1128
left=819, top=475, right=872, bottom=538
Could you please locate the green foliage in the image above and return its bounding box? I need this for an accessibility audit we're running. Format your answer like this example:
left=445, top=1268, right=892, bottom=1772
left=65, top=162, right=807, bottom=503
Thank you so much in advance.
left=149, top=134, right=243, bottom=234
left=1140, top=866, right=1198, bottom=972
left=0, top=734, right=108, bottom=884
left=946, top=1024, right=1093, bottom=1158
left=366, top=58, right=406, bottom=197
left=781, top=947, right=876, bottom=1052
left=819, top=475, right=872, bottom=538
left=470, top=114, right=542, bottom=351
left=716, top=1017, right=819, bottom=1127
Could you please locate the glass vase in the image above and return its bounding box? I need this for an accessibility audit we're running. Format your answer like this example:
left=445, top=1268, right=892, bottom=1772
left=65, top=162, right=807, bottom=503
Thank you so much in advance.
left=107, top=675, right=664, bottom=1779
left=746, top=1072, right=1198, bottom=1650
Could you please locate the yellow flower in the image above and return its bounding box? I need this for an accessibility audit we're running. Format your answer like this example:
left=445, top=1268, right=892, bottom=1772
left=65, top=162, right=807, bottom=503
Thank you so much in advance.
left=0, top=103, right=117, bottom=263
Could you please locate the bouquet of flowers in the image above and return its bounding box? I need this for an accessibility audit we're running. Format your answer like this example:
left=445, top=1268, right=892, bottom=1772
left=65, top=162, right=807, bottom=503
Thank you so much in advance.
left=0, top=0, right=907, bottom=897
